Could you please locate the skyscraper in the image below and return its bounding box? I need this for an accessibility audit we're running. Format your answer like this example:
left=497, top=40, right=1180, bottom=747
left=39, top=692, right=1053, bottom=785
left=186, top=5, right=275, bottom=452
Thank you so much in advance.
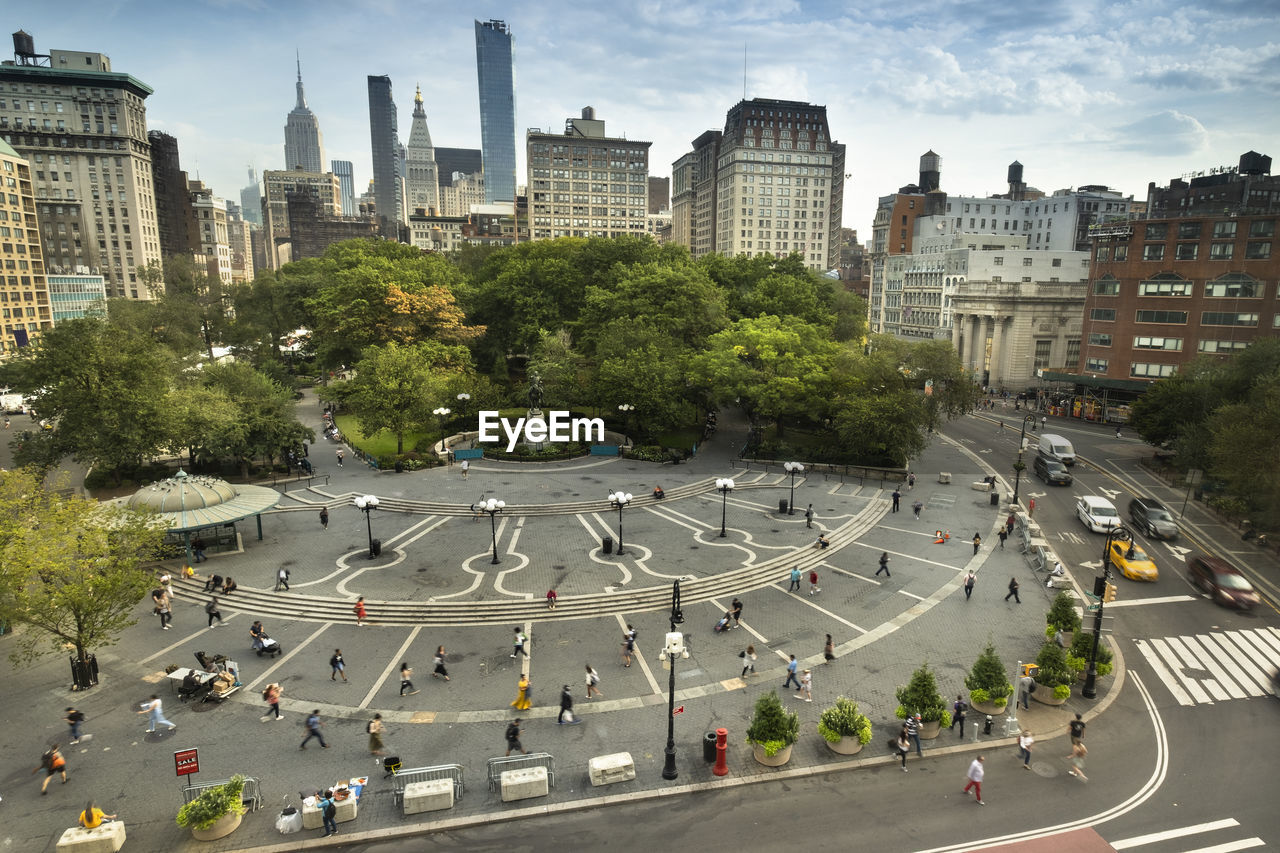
left=331, top=160, right=356, bottom=216
left=240, top=166, right=263, bottom=225
left=284, top=58, right=325, bottom=173
left=367, top=75, right=403, bottom=237
left=474, top=19, right=516, bottom=204
left=404, top=86, right=439, bottom=216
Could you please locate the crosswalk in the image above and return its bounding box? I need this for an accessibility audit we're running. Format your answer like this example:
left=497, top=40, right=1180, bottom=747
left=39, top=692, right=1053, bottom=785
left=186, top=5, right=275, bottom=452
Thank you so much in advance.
left=1111, top=817, right=1264, bottom=852
left=1133, top=627, right=1280, bottom=706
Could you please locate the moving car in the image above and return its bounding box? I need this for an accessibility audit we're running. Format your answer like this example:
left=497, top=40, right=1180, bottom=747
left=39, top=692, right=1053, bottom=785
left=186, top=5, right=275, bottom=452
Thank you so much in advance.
left=1076, top=495, right=1120, bottom=533
left=1033, top=453, right=1073, bottom=485
left=1038, top=433, right=1076, bottom=466
left=1128, top=497, right=1179, bottom=540
left=1109, top=540, right=1158, bottom=581
left=1187, top=553, right=1260, bottom=610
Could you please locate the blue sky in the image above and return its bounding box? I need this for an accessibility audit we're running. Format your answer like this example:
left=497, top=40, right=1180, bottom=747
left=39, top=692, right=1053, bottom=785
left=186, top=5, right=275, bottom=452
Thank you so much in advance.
left=14, top=0, right=1280, bottom=237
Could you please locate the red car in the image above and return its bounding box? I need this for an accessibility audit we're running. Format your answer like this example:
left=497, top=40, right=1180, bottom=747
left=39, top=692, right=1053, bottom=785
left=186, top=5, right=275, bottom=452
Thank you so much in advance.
left=1187, top=553, right=1260, bottom=610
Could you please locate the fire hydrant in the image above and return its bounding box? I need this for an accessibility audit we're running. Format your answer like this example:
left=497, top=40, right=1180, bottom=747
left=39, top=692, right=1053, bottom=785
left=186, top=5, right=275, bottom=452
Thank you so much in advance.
left=713, top=727, right=729, bottom=776
left=983, top=715, right=993, bottom=735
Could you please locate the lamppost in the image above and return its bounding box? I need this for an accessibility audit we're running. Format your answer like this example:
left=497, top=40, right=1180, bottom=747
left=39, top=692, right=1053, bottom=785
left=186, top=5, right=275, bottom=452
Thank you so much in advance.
left=353, top=494, right=380, bottom=559
left=432, top=406, right=452, bottom=454
left=659, top=579, right=686, bottom=780
left=608, top=490, right=632, bottom=555
left=455, top=393, right=471, bottom=428
left=1083, top=525, right=1125, bottom=699
left=1012, top=414, right=1037, bottom=503
left=783, top=461, right=804, bottom=514
left=617, top=403, right=634, bottom=437
left=715, top=478, right=735, bottom=537
left=477, top=497, right=505, bottom=565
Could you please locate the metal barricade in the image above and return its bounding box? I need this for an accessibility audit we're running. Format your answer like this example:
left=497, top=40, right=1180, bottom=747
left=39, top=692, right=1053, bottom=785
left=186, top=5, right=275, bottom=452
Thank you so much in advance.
left=485, top=753, right=555, bottom=791
left=389, top=763, right=465, bottom=803
left=182, top=776, right=263, bottom=812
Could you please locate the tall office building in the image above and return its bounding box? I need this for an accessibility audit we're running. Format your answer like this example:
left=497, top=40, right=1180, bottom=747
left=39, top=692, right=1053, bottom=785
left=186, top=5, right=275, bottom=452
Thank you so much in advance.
left=404, top=86, right=438, bottom=216
left=239, top=166, right=262, bottom=225
left=671, top=131, right=721, bottom=256
left=283, top=58, right=325, bottom=173
left=474, top=19, right=516, bottom=204
left=148, top=130, right=192, bottom=259
left=1, top=31, right=162, bottom=299
left=367, top=75, right=403, bottom=238
left=0, top=137, right=51, bottom=358
left=261, top=169, right=341, bottom=269
left=331, top=159, right=355, bottom=216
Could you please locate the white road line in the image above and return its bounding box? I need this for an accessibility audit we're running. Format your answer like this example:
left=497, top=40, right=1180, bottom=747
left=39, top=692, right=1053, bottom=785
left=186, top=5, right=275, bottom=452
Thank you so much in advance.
left=139, top=613, right=240, bottom=665
left=1202, top=633, right=1268, bottom=698
left=244, top=622, right=330, bottom=693
left=1254, top=625, right=1280, bottom=658
left=898, top=589, right=926, bottom=602
left=824, top=564, right=882, bottom=585
left=1179, top=839, right=1265, bottom=853
left=1227, top=630, right=1280, bottom=694
left=358, top=626, right=421, bottom=710
left=615, top=614, right=661, bottom=694
left=775, top=587, right=867, bottom=634
left=1103, top=595, right=1196, bottom=608
left=1136, top=638, right=1197, bottom=705
left=1162, top=636, right=1225, bottom=702
left=1184, top=635, right=1247, bottom=700
left=1110, top=818, right=1239, bottom=849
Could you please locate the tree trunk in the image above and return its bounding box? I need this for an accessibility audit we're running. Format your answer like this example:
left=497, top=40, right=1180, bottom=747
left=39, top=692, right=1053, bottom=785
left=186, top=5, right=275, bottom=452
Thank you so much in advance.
left=397, top=432, right=404, bottom=454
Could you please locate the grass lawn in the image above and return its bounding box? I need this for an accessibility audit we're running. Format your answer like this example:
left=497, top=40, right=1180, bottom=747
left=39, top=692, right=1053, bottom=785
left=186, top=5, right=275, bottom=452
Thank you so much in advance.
left=333, top=414, right=431, bottom=457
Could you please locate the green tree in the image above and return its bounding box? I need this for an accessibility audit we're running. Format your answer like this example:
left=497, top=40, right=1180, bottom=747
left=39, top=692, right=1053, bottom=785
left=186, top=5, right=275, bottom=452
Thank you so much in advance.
left=200, top=363, right=313, bottom=477
left=164, top=384, right=241, bottom=469
left=1207, top=371, right=1280, bottom=523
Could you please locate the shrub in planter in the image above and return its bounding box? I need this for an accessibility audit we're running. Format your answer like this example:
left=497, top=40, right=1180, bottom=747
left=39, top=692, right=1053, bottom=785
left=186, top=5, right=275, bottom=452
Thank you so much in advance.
left=964, top=643, right=1013, bottom=707
left=1034, top=641, right=1073, bottom=690
left=895, top=662, right=950, bottom=726
left=817, top=696, right=872, bottom=745
left=176, top=774, right=247, bottom=831
left=1066, top=631, right=1114, bottom=677
left=1045, top=590, right=1082, bottom=637
left=746, top=689, right=799, bottom=757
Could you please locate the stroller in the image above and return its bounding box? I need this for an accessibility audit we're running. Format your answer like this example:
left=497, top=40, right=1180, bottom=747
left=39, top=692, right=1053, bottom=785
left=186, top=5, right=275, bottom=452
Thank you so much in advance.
left=712, top=612, right=732, bottom=633
left=253, top=634, right=283, bottom=658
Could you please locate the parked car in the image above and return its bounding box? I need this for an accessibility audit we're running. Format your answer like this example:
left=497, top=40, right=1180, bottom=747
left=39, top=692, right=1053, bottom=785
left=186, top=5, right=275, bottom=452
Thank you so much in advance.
left=1033, top=453, right=1073, bottom=485
left=1128, top=497, right=1179, bottom=540
left=1186, top=553, right=1259, bottom=610
left=1076, top=495, right=1120, bottom=533
left=1109, top=540, right=1158, bottom=581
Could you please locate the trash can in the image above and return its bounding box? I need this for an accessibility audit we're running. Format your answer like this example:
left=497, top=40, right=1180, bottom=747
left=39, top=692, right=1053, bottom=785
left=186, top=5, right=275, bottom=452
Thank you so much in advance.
left=370, top=539, right=382, bottom=557
left=704, top=731, right=718, bottom=762
left=779, top=499, right=789, bottom=514
left=990, top=492, right=1000, bottom=506
left=602, top=536, right=613, bottom=555
left=69, top=654, right=98, bottom=691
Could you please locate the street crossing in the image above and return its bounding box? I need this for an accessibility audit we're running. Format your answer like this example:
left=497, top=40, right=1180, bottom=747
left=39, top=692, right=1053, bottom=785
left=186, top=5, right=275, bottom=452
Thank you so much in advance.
left=1111, top=817, right=1264, bottom=851
left=1133, top=627, right=1280, bottom=706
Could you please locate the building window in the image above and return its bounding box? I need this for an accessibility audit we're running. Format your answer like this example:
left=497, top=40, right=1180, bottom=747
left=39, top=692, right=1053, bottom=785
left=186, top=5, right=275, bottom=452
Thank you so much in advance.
left=1114, top=245, right=1128, bottom=261
left=1209, top=242, right=1234, bottom=260
left=1248, top=219, right=1274, bottom=238
left=1090, top=308, right=1116, bottom=321
left=1034, top=339, right=1052, bottom=369
left=1022, top=257, right=1033, bottom=266
left=1093, top=276, right=1119, bottom=295
left=1052, top=258, right=1062, bottom=267
left=1088, top=333, right=1112, bottom=346
left=993, top=256, right=1003, bottom=265
left=1212, top=221, right=1237, bottom=239
left=1178, top=222, right=1202, bottom=239
left=1065, top=339, right=1081, bottom=366
left=1096, top=246, right=1110, bottom=262
left=1201, top=311, right=1258, bottom=327
left=1144, top=223, right=1168, bottom=240
left=1175, top=243, right=1199, bottom=260
left=1142, top=244, right=1165, bottom=261
left=1245, top=241, right=1271, bottom=259
left=1138, top=276, right=1192, bottom=296
left=1131, top=362, right=1176, bottom=378
left=1198, top=339, right=1250, bottom=353
left=1085, top=357, right=1109, bottom=372
left=1135, top=310, right=1188, bottom=324
left=1205, top=273, right=1261, bottom=298
left=1133, top=336, right=1182, bottom=351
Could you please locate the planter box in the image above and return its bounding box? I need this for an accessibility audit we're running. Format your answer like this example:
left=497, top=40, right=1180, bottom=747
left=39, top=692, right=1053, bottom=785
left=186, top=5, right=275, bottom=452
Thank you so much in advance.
left=751, top=743, right=793, bottom=767
left=1031, top=688, right=1068, bottom=706
left=825, top=736, right=865, bottom=756
left=970, top=699, right=1008, bottom=716
left=191, top=811, right=241, bottom=842
left=918, top=720, right=942, bottom=739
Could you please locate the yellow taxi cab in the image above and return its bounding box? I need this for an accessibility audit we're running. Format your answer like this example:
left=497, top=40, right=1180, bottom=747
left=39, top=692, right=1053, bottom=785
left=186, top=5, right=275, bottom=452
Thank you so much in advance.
left=1109, top=540, right=1158, bottom=581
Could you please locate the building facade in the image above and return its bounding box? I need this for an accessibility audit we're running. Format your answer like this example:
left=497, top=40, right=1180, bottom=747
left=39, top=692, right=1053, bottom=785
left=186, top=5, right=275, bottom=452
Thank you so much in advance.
left=647, top=176, right=670, bottom=214
left=283, top=59, right=325, bottom=173
left=1, top=34, right=162, bottom=299
left=366, top=75, right=403, bottom=238
left=239, top=166, right=262, bottom=225
left=408, top=210, right=467, bottom=253
left=526, top=107, right=650, bottom=241
left=437, top=170, right=484, bottom=217
left=260, top=168, right=341, bottom=269
left=148, top=129, right=191, bottom=259
left=475, top=19, right=516, bottom=204
left=670, top=130, right=720, bottom=257
left=225, top=213, right=254, bottom=284
left=331, top=159, right=355, bottom=216
left=285, top=188, right=377, bottom=262
left=186, top=179, right=231, bottom=283
left=47, top=272, right=105, bottom=321
left=404, top=86, right=438, bottom=216
left=0, top=137, right=50, bottom=357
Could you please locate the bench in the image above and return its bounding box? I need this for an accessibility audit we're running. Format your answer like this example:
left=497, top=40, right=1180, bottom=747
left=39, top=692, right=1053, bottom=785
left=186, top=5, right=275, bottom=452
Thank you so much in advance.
left=403, top=778, right=454, bottom=814
left=55, top=823, right=126, bottom=853
left=589, top=444, right=619, bottom=456
left=500, top=766, right=548, bottom=802
left=390, top=764, right=464, bottom=805
left=588, top=752, right=636, bottom=787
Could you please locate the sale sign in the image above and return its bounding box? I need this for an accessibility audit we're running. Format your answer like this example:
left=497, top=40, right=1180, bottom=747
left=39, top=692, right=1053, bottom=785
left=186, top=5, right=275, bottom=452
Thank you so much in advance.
left=174, top=748, right=199, bottom=777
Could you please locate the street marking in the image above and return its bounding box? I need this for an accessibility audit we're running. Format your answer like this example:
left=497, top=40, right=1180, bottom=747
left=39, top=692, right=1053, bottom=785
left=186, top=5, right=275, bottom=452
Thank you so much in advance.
left=138, top=612, right=241, bottom=665
left=615, top=613, right=661, bottom=694
left=1134, top=628, right=1280, bottom=706
left=774, top=586, right=867, bottom=634
left=1164, top=636, right=1229, bottom=701
left=359, top=626, right=422, bottom=710
left=1111, top=818, right=1239, bottom=849
left=898, top=589, right=926, bottom=602
left=244, top=622, right=331, bottom=693
left=1102, top=595, right=1196, bottom=608
left=1143, top=638, right=1208, bottom=704
left=1179, top=839, right=1264, bottom=853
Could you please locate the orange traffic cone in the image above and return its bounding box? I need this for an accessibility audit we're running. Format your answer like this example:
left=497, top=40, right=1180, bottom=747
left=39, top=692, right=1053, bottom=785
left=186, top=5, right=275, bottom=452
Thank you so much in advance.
left=934, top=530, right=945, bottom=544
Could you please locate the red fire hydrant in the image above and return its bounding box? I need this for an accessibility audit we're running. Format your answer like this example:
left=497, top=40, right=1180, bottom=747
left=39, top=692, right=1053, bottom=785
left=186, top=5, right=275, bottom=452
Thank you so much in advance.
left=713, top=727, right=729, bottom=776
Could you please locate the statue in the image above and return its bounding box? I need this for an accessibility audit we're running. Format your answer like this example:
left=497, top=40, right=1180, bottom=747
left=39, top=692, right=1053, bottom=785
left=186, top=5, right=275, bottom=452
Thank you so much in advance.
left=527, top=371, right=544, bottom=412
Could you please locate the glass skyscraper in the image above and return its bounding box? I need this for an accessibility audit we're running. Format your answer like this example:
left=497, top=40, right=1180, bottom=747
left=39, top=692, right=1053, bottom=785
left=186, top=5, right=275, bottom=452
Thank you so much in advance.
left=474, top=19, right=516, bottom=204
left=331, top=160, right=356, bottom=216
left=367, top=75, right=403, bottom=237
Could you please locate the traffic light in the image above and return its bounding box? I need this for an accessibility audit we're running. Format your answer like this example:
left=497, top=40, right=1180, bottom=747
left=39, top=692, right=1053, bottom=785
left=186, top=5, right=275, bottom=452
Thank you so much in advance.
left=1093, top=576, right=1107, bottom=598
left=1103, top=582, right=1118, bottom=603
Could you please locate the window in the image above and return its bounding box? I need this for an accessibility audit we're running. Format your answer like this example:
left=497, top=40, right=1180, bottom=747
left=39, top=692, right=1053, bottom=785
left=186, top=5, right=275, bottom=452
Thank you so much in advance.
left=1143, top=244, right=1165, bottom=261
left=1114, top=245, right=1128, bottom=261
left=1246, top=241, right=1271, bottom=259
left=1209, top=242, right=1234, bottom=260
left=1144, top=223, right=1168, bottom=240
left=1249, top=219, right=1274, bottom=238
left=1212, top=221, right=1237, bottom=239
left=1178, top=222, right=1202, bottom=239
left=1175, top=243, right=1199, bottom=260
left=1205, top=273, right=1260, bottom=298
left=1096, top=246, right=1110, bottom=262
left=993, top=256, right=1003, bottom=265
left=1135, top=310, right=1188, bottom=324
left=1198, top=339, right=1250, bottom=353
left=1133, top=336, right=1182, bottom=351
left=1090, top=308, right=1116, bottom=321
left=1201, top=312, right=1258, bottom=327
left=1033, top=340, right=1052, bottom=369
left=1022, top=257, right=1032, bottom=266
left=1088, top=333, right=1112, bottom=346
left=1085, top=357, right=1109, bottom=372
left=1065, top=339, right=1081, bottom=366
left=1131, top=362, right=1176, bottom=378
left=1138, top=276, right=1192, bottom=296
left=1052, top=258, right=1062, bottom=267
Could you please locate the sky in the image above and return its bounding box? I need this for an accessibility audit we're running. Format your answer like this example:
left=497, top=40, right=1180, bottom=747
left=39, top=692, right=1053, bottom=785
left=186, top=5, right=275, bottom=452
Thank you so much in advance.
left=12, top=0, right=1280, bottom=239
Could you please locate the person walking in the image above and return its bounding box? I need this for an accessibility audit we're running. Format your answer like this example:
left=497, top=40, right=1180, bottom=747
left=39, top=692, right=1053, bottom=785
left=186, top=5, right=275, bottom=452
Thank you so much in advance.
left=823, top=634, right=835, bottom=664
left=795, top=668, right=813, bottom=702
left=997, top=528, right=1008, bottom=549
left=159, top=571, right=174, bottom=601
left=34, top=745, right=68, bottom=793
left=300, top=710, right=328, bottom=749
left=204, top=596, right=223, bottom=628
left=460, top=458, right=470, bottom=479
left=787, top=566, right=802, bottom=592
left=894, top=729, right=911, bottom=771
left=1041, top=415, right=1047, bottom=430
left=891, top=488, right=901, bottom=512
left=260, top=683, right=283, bottom=721
left=1068, top=712, right=1086, bottom=745
left=972, top=532, right=982, bottom=555
left=731, top=597, right=744, bottom=628
left=511, top=674, right=532, bottom=710
left=152, top=588, right=172, bottom=630
left=1018, top=674, right=1035, bottom=710
left=808, top=569, right=821, bottom=595
left=64, top=707, right=86, bottom=745
left=804, top=504, right=814, bottom=528
left=876, top=552, right=891, bottom=577
left=137, top=695, right=176, bottom=733
left=367, top=714, right=386, bottom=756
left=1028, top=497, right=1036, bottom=518
left=1066, top=741, right=1088, bottom=781
left=399, top=663, right=418, bottom=696
left=1017, top=730, right=1035, bottom=769
left=558, top=686, right=582, bottom=725
left=318, top=789, right=338, bottom=838
left=353, top=597, right=367, bottom=627
left=905, top=714, right=923, bottom=757
left=511, top=626, right=528, bottom=658
left=433, top=647, right=450, bottom=681
left=908, top=472, right=916, bottom=489
left=505, top=719, right=528, bottom=756
left=585, top=664, right=603, bottom=698
left=620, top=628, right=634, bottom=667
left=1006, top=513, right=1016, bottom=537
left=275, top=567, right=290, bottom=591
left=739, top=645, right=757, bottom=678
left=783, top=654, right=801, bottom=690
left=319, top=507, right=329, bottom=530
left=192, top=537, right=207, bottom=564
left=951, top=695, right=968, bottom=736
left=1005, top=577, right=1021, bottom=603
left=912, top=500, right=923, bottom=519
left=963, top=571, right=976, bottom=600
left=335, top=448, right=344, bottom=467
left=329, top=649, right=347, bottom=682
left=963, top=755, right=986, bottom=803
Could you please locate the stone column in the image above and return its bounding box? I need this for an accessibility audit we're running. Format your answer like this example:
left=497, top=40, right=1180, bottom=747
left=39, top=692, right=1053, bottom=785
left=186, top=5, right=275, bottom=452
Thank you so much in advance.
left=989, top=315, right=1006, bottom=389
left=951, top=314, right=964, bottom=361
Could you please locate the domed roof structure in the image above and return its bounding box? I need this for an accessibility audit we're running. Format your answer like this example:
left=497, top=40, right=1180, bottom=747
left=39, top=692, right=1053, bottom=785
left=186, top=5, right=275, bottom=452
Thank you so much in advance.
left=126, top=470, right=281, bottom=530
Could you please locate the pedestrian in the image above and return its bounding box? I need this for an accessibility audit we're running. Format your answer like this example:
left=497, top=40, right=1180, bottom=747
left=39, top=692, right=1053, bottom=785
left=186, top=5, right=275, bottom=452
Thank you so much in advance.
left=1005, top=577, right=1021, bottom=603
left=951, top=695, right=968, bottom=735
left=151, top=587, right=172, bottom=630
left=1041, top=416, right=1047, bottom=430
left=367, top=713, right=386, bottom=756
left=1115, top=426, right=1122, bottom=439
left=329, top=649, right=347, bottom=682
left=260, top=683, right=283, bottom=721
left=908, top=472, right=916, bottom=489
left=1066, top=741, right=1088, bottom=781
left=876, top=552, right=891, bottom=577
left=34, top=744, right=68, bottom=794
left=894, top=729, right=911, bottom=771
left=731, top=597, right=743, bottom=628
left=997, top=528, right=1008, bottom=549
left=433, top=647, right=450, bottom=681
left=788, top=566, right=802, bottom=592
left=64, top=707, right=86, bottom=745
left=808, top=569, right=821, bottom=595
left=1006, top=513, right=1015, bottom=537
left=336, top=448, right=344, bottom=467
left=1068, top=712, right=1086, bottom=746
left=1018, top=675, right=1035, bottom=710
left=620, top=629, right=635, bottom=667
left=505, top=719, right=528, bottom=756
left=354, top=596, right=367, bottom=626
left=78, top=800, right=117, bottom=827
left=318, top=789, right=338, bottom=837
left=972, top=532, right=982, bottom=555
left=511, top=626, right=528, bottom=658
left=823, top=634, right=835, bottom=663
left=319, top=507, right=329, bottom=529
left=204, top=596, right=223, bottom=627
left=963, top=571, right=976, bottom=600
left=250, top=620, right=268, bottom=653
left=221, top=576, right=237, bottom=595
left=203, top=573, right=223, bottom=593
left=558, top=686, right=581, bottom=725
left=804, top=504, right=814, bottom=528
left=1017, top=730, right=1034, bottom=768
left=461, top=458, right=469, bottom=479
left=783, top=654, right=801, bottom=690
left=399, top=663, right=418, bottom=696
left=963, top=755, right=986, bottom=803
left=511, top=674, right=532, bottom=710
left=586, top=664, right=603, bottom=698
left=1028, top=497, right=1036, bottom=518
left=275, top=567, right=290, bottom=591
left=300, top=710, right=328, bottom=749
left=912, top=500, right=923, bottom=519
left=159, top=571, right=174, bottom=601
left=137, top=695, right=176, bottom=733
left=546, top=588, right=557, bottom=609
left=739, top=645, right=757, bottom=678
left=796, top=669, right=813, bottom=702
left=905, top=713, right=923, bottom=756
left=192, top=537, right=207, bottom=563
left=892, top=488, right=901, bottom=512
left=815, top=533, right=830, bottom=549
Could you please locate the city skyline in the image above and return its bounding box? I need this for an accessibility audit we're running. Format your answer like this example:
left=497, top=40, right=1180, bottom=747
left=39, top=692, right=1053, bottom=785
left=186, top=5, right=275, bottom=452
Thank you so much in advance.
left=10, top=0, right=1278, bottom=238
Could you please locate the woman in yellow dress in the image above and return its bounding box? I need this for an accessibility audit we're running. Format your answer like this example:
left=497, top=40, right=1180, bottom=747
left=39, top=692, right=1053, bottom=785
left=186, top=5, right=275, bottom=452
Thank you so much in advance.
left=511, top=674, right=532, bottom=710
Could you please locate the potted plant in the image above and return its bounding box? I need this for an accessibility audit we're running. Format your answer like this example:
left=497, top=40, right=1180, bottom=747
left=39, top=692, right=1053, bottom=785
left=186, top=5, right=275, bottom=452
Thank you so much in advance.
left=895, top=663, right=951, bottom=738
left=1066, top=631, right=1114, bottom=680
left=746, top=689, right=800, bottom=766
left=817, top=696, right=872, bottom=755
left=1045, top=590, right=1082, bottom=646
left=1032, top=642, right=1073, bottom=704
left=964, top=643, right=1013, bottom=714
left=176, top=775, right=247, bottom=841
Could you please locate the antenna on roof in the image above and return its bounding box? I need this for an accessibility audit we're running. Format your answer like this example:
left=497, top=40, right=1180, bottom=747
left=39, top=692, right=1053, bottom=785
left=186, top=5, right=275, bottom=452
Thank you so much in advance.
left=743, top=44, right=747, bottom=100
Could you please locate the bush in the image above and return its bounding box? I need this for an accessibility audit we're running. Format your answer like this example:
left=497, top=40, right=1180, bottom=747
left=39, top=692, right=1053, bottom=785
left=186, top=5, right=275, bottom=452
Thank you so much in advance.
left=1066, top=631, right=1113, bottom=677
left=1045, top=591, right=1082, bottom=634
left=1034, top=641, right=1073, bottom=688
left=817, top=696, right=873, bottom=745
left=746, top=689, right=799, bottom=756
left=964, top=642, right=1013, bottom=702
left=895, top=662, right=948, bottom=724
left=175, top=774, right=246, bottom=830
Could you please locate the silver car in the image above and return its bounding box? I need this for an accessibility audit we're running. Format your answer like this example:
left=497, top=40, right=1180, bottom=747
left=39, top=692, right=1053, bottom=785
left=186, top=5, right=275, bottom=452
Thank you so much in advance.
left=1128, top=497, right=1179, bottom=540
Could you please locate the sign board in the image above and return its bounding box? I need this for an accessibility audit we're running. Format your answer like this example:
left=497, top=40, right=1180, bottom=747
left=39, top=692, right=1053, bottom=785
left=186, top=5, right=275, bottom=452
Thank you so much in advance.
left=1185, top=469, right=1204, bottom=486
left=672, top=705, right=685, bottom=717
left=174, top=748, right=199, bottom=777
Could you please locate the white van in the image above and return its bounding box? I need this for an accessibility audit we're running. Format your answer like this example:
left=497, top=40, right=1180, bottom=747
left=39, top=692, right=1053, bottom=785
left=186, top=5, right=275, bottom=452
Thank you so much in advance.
left=1038, top=433, right=1076, bottom=466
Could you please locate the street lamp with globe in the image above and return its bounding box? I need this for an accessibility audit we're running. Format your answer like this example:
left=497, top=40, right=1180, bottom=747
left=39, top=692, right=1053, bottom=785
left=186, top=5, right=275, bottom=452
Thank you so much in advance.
left=783, top=461, right=804, bottom=514
left=455, top=393, right=471, bottom=426
left=715, top=478, right=735, bottom=537
left=352, top=495, right=380, bottom=559
left=432, top=406, right=452, bottom=454
left=476, top=497, right=506, bottom=565
left=608, top=491, right=632, bottom=555
left=659, top=579, right=686, bottom=780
